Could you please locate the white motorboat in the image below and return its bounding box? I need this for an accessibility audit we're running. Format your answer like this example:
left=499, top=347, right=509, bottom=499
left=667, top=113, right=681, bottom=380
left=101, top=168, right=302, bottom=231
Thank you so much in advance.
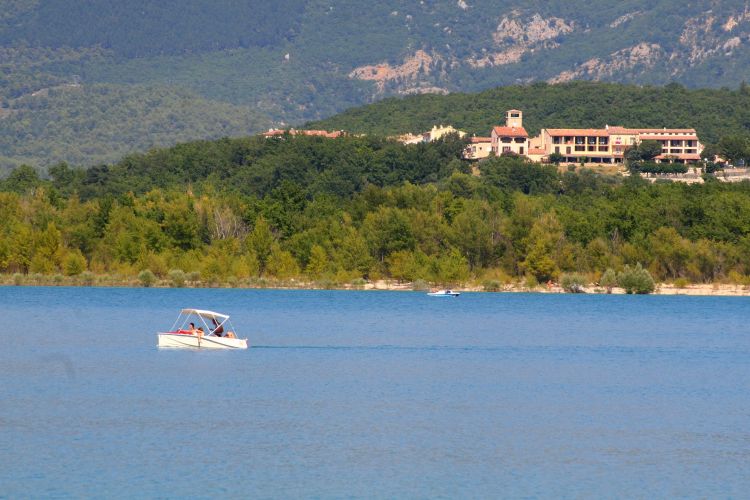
left=157, top=309, right=248, bottom=349
left=427, top=289, right=460, bottom=297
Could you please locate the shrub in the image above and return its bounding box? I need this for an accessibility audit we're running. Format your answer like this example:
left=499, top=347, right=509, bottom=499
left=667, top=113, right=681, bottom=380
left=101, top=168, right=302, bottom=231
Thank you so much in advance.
left=13, top=273, right=23, bottom=286
left=52, top=274, right=64, bottom=285
left=315, top=278, right=336, bottom=290
left=483, top=279, right=502, bottom=292
left=168, top=269, right=186, bottom=288
left=350, top=278, right=367, bottom=289
left=63, top=250, right=87, bottom=276
left=561, top=273, right=587, bottom=293
left=599, top=268, right=617, bottom=293
left=187, top=271, right=201, bottom=285
left=80, top=271, right=95, bottom=286
left=673, top=277, right=689, bottom=289
left=617, top=263, right=655, bottom=294
left=412, top=279, right=429, bottom=291
left=138, top=269, right=157, bottom=287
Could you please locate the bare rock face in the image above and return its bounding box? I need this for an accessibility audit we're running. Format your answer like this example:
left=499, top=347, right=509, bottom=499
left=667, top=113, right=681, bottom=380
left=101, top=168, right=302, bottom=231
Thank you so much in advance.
left=468, top=13, right=574, bottom=68
left=549, top=43, right=664, bottom=83
left=679, top=9, right=750, bottom=64
left=349, top=50, right=442, bottom=92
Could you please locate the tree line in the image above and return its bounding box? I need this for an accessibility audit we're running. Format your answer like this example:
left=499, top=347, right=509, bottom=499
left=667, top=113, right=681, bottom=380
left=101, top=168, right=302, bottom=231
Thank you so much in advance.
left=2, top=134, right=750, bottom=288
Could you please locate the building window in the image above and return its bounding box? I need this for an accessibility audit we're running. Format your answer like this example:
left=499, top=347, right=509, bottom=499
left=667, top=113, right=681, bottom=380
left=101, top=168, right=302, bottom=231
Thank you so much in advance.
left=553, top=137, right=561, bottom=144
left=555, top=146, right=560, bottom=154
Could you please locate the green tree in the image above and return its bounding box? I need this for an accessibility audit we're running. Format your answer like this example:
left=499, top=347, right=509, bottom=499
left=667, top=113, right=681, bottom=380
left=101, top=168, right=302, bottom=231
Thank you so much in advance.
left=548, top=152, right=565, bottom=165
left=717, top=135, right=750, bottom=164
left=305, top=244, right=328, bottom=279
left=63, top=249, right=87, bottom=276
left=2, top=165, right=42, bottom=194
left=638, top=140, right=664, bottom=162
left=432, top=248, right=470, bottom=285
left=246, top=216, right=275, bottom=274
left=266, top=244, right=300, bottom=280
left=617, top=263, right=655, bottom=294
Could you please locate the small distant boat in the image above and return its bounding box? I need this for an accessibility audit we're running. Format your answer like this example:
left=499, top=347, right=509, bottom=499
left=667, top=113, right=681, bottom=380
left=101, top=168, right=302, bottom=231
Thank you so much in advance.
left=427, top=289, right=460, bottom=297
left=157, top=309, right=248, bottom=349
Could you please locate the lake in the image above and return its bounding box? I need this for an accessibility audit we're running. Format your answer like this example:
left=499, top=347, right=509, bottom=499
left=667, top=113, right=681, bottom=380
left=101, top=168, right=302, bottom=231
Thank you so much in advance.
left=1, top=287, right=749, bottom=497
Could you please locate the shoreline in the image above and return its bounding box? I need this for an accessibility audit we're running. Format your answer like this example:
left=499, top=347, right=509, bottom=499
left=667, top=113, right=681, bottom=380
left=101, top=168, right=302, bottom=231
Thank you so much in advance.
left=2, top=275, right=750, bottom=297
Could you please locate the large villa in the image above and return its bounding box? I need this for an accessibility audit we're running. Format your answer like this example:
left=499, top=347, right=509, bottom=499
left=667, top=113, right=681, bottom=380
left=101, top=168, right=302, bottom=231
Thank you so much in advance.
left=463, top=110, right=704, bottom=165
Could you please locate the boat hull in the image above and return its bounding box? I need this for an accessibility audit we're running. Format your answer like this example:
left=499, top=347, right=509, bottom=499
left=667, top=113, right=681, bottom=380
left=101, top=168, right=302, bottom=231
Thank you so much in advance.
left=427, top=292, right=460, bottom=297
left=157, top=333, right=248, bottom=349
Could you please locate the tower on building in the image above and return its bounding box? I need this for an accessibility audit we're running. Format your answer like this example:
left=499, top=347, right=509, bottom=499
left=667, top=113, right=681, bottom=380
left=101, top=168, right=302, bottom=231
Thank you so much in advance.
left=506, top=109, right=523, bottom=128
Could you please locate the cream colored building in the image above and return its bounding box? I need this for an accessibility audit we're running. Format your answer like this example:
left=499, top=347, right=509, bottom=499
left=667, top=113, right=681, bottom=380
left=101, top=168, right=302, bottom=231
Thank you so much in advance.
left=463, top=136, right=493, bottom=160
left=539, top=125, right=702, bottom=164
left=491, top=110, right=529, bottom=156
left=424, top=124, right=467, bottom=142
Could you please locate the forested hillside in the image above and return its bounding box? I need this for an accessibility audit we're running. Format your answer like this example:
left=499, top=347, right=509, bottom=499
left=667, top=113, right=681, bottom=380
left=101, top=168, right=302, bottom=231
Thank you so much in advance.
left=0, top=84, right=270, bottom=169
left=2, top=134, right=750, bottom=289
left=309, top=81, right=750, bottom=144
left=2, top=1, right=750, bottom=170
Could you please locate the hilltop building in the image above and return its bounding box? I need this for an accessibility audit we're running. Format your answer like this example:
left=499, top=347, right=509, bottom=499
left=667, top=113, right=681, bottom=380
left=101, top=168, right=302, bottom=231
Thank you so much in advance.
left=262, top=128, right=343, bottom=138
left=463, top=136, right=493, bottom=160
left=423, top=124, right=467, bottom=142
left=463, top=109, right=704, bottom=164
left=540, top=125, right=702, bottom=164
left=490, top=110, right=529, bottom=156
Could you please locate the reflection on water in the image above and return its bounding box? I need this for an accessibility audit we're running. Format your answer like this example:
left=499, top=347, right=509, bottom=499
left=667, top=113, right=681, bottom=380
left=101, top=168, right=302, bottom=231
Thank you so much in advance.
left=1, top=287, right=749, bottom=497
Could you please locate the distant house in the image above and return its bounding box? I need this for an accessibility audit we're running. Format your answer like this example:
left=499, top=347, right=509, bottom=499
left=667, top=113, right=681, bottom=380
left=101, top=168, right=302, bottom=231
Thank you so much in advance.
left=423, top=124, right=467, bottom=142
left=491, top=110, right=529, bottom=156
left=262, top=128, right=343, bottom=139
left=462, top=137, right=492, bottom=160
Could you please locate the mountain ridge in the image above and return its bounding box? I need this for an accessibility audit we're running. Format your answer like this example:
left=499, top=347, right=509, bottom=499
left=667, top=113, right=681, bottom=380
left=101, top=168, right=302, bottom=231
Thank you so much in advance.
left=2, top=0, right=750, bottom=169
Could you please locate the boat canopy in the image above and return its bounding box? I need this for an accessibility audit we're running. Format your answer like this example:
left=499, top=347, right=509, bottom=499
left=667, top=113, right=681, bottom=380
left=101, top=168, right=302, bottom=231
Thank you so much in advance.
left=180, top=309, right=229, bottom=321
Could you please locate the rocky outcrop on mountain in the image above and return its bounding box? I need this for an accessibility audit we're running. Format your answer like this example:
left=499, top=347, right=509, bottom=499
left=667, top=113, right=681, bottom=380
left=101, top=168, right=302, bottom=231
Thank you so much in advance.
left=468, top=13, right=574, bottom=68
left=550, top=43, right=664, bottom=83
left=349, top=50, right=443, bottom=92
left=679, top=9, right=750, bottom=64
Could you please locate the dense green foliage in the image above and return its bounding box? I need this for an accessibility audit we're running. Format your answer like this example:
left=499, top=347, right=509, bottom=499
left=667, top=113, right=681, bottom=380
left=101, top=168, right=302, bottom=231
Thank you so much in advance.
left=310, top=81, right=750, bottom=144
left=2, top=134, right=750, bottom=289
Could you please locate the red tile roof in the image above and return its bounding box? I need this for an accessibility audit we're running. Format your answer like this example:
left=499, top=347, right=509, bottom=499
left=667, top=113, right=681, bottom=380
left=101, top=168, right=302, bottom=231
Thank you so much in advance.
left=470, top=137, right=492, bottom=143
left=607, top=126, right=697, bottom=134
left=545, top=128, right=610, bottom=137
left=492, top=126, right=528, bottom=138
left=639, top=135, right=698, bottom=141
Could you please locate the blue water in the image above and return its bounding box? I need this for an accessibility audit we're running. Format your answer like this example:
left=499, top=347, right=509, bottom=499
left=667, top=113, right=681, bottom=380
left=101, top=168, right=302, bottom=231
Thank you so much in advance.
left=1, top=287, right=749, bottom=498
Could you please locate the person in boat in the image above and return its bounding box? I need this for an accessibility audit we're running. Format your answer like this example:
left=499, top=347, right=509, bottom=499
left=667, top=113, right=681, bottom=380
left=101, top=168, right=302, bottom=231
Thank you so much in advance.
left=211, top=317, right=225, bottom=337
left=188, top=322, right=197, bottom=334
left=196, top=326, right=204, bottom=337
